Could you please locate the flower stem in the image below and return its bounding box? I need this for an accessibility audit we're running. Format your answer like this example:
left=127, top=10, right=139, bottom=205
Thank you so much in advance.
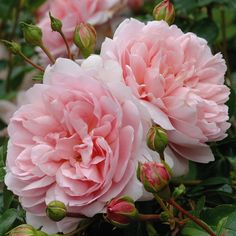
left=19, top=52, right=44, bottom=72
left=59, top=31, right=72, bottom=59
left=138, top=213, right=161, bottom=221
left=66, top=212, right=88, bottom=218
left=40, top=44, right=56, bottom=64
left=167, top=199, right=216, bottom=236
left=154, top=194, right=173, bottom=217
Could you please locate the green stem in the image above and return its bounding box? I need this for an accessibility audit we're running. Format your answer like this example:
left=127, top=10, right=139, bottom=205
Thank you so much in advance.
left=167, top=199, right=216, bottom=236
left=159, top=152, right=165, bottom=161
left=40, top=44, right=56, bottom=64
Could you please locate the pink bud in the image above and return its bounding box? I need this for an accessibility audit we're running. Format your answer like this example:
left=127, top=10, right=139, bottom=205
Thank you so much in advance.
left=106, top=196, right=138, bottom=227
left=153, top=0, right=175, bottom=25
left=73, top=22, right=97, bottom=58
left=137, top=162, right=171, bottom=193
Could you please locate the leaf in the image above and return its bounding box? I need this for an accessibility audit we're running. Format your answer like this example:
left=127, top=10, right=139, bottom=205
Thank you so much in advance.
left=201, top=205, right=236, bottom=226
left=0, top=208, right=18, bottom=235
left=3, top=188, right=14, bottom=211
left=194, top=196, right=206, bottom=217
left=181, top=226, right=210, bottom=236
left=191, top=18, right=219, bottom=44
left=0, top=167, right=6, bottom=181
left=216, top=211, right=236, bottom=236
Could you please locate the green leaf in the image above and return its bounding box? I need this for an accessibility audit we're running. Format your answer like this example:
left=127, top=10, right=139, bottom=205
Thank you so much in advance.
left=194, top=196, right=206, bottom=217
left=3, top=188, right=14, bottom=211
left=0, top=208, right=18, bottom=235
left=0, top=167, right=6, bottom=181
left=216, top=211, right=236, bottom=236
left=181, top=226, right=210, bottom=236
left=201, top=205, right=236, bottom=226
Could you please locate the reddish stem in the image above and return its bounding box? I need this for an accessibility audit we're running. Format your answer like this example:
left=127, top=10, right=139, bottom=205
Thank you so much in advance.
left=66, top=212, right=88, bottom=218
left=138, top=213, right=161, bottom=221
left=167, top=199, right=216, bottom=236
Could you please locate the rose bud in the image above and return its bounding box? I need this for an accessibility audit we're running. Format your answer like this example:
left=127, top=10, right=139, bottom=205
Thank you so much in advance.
left=1, top=40, right=21, bottom=55
left=8, top=224, right=38, bottom=236
left=20, top=22, right=43, bottom=46
left=73, top=22, right=97, bottom=58
left=46, top=200, right=67, bottom=222
left=146, top=125, right=168, bottom=155
left=106, top=196, right=138, bottom=228
left=49, top=12, right=62, bottom=33
left=137, top=162, right=171, bottom=194
left=153, top=0, right=175, bottom=25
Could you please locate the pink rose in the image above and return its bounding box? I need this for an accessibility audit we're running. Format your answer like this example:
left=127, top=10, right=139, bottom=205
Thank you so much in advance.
left=5, top=58, right=150, bottom=233
left=37, top=0, right=126, bottom=62
left=101, top=19, right=230, bottom=173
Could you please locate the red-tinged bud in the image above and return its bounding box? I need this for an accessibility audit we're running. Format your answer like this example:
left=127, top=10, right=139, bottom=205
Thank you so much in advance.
left=153, top=0, right=175, bottom=25
left=8, top=224, right=38, bottom=236
left=146, top=125, right=168, bottom=154
left=20, top=22, right=43, bottom=46
left=73, top=23, right=97, bottom=58
left=137, top=162, right=171, bottom=194
left=106, top=196, right=138, bottom=228
left=46, top=200, right=67, bottom=222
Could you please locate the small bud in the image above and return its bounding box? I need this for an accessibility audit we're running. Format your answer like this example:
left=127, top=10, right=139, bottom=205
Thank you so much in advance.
left=8, top=224, right=36, bottom=236
left=172, top=184, right=186, bottom=199
left=73, top=22, right=97, bottom=58
left=46, top=200, right=67, bottom=222
left=1, top=40, right=21, bottom=54
left=106, top=196, right=138, bottom=228
left=137, top=162, right=171, bottom=194
left=153, top=0, right=175, bottom=25
left=21, top=22, right=43, bottom=46
left=160, top=211, right=170, bottom=221
left=49, top=12, right=62, bottom=32
left=146, top=125, right=168, bottom=154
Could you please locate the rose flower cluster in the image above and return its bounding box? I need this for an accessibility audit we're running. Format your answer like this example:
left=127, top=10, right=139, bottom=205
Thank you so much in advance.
left=4, top=0, right=229, bottom=234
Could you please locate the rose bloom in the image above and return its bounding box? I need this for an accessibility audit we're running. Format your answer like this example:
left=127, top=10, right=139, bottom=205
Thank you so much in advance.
left=5, top=57, right=151, bottom=233
left=101, top=19, right=230, bottom=175
left=37, top=0, right=127, bottom=62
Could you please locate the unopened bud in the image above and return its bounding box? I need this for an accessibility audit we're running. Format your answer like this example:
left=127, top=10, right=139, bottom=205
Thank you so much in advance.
left=153, top=0, right=175, bottom=25
left=8, top=224, right=36, bottom=236
left=172, top=184, right=186, bottom=199
left=1, top=40, right=21, bottom=54
left=49, top=12, right=62, bottom=32
left=137, top=161, right=171, bottom=194
left=46, top=200, right=67, bottom=222
left=73, top=23, right=97, bottom=58
left=21, top=22, right=43, bottom=46
left=160, top=211, right=170, bottom=221
left=106, top=196, right=138, bottom=228
left=146, top=125, right=168, bottom=154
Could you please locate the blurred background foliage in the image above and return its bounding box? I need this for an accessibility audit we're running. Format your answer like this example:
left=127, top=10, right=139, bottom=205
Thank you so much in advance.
left=0, top=0, right=236, bottom=235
